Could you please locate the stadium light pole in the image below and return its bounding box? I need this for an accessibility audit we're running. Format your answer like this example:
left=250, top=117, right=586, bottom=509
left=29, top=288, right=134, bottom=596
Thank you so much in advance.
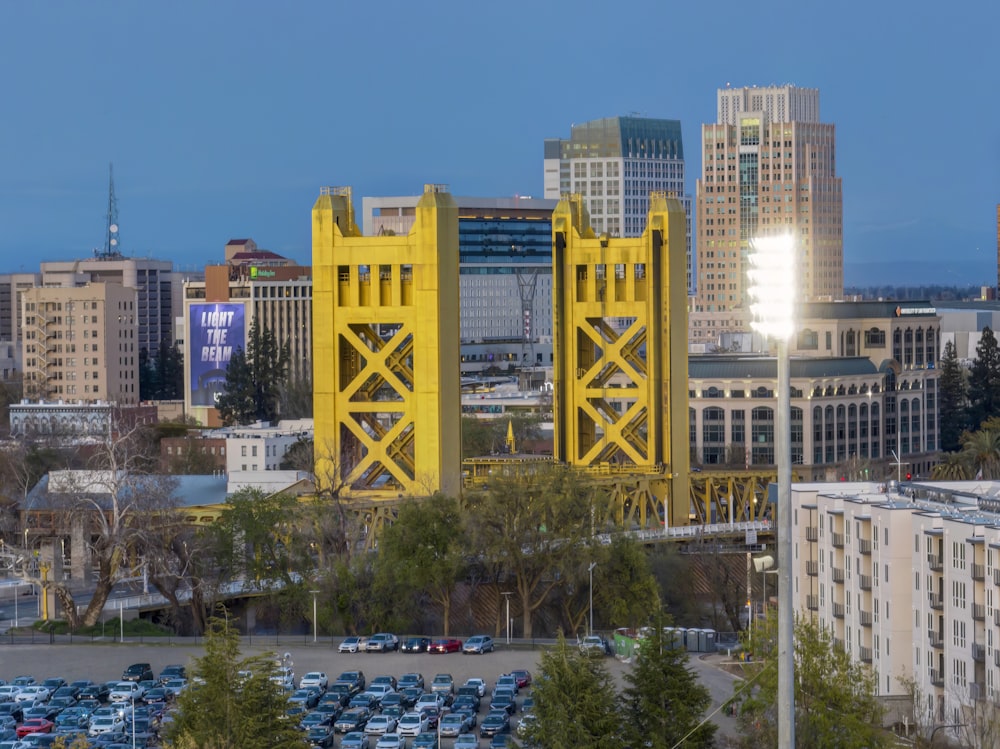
left=748, top=233, right=797, bottom=748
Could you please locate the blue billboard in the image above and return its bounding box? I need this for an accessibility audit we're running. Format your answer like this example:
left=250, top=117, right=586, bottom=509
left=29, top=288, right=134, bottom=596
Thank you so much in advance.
left=189, top=303, right=246, bottom=407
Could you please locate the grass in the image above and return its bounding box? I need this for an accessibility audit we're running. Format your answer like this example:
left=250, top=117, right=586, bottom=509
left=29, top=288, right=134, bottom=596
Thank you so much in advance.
left=32, top=617, right=175, bottom=637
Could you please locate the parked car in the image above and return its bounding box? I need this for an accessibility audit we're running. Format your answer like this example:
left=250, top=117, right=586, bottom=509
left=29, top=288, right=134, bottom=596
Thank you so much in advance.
left=371, top=675, right=398, bottom=690
left=494, top=675, right=519, bottom=695
left=120, top=664, right=153, bottom=683
left=480, top=710, right=510, bottom=737
left=398, top=673, right=425, bottom=691
left=340, top=732, right=370, bottom=749
left=401, top=637, right=431, bottom=653
left=579, top=634, right=610, bottom=656
left=365, top=633, right=399, bottom=652
left=335, top=671, right=366, bottom=695
left=489, top=733, right=514, bottom=748
left=300, top=672, right=329, bottom=691
left=429, top=638, right=463, bottom=654
left=108, top=683, right=144, bottom=704
left=289, top=689, right=321, bottom=710
left=363, top=715, right=398, bottom=736
left=455, top=734, right=480, bottom=749
left=509, top=669, right=532, bottom=689
left=462, top=635, right=495, bottom=654
left=413, top=731, right=440, bottom=749
left=162, top=679, right=188, bottom=699
left=339, top=636, right=367, bottom=654
left=16, top=718, right=54, bottom=738
left=0, top=687, right=19, bottom=702
left=395, top=708, right=428, bottom=736
left=306, top=726, right=336, bottom=748
left=157, top=665, right=186, bottom=684
left=79, top=683, right=110, bottom=703
left=334, top=708, right=372, bottom=734
left=88, top=715, right=125, bottom=737
left=15, top=686, right=50, bottom=705
left=375, top=734, right=406, bottom=749
left=453, top=694, right=481, bottom=714
left=440, top=712, right=474, bottom=737
left=430, top=674, right=454, bottom=695
left=463, top=678, right=487, bottom=698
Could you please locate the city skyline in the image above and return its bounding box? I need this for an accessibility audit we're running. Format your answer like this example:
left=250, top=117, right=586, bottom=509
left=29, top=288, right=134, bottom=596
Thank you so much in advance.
left=0, top=2, right=996, bottom=286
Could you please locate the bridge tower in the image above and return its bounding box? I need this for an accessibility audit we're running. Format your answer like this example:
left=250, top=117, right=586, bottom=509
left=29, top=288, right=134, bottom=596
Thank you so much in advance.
left=312, top=184, right=462, bottom=500
left=552, top=192, right=690, bottom=526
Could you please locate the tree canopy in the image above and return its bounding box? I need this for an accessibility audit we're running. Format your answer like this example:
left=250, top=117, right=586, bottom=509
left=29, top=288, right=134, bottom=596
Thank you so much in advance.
left=216, top=319, right=290, bottom=425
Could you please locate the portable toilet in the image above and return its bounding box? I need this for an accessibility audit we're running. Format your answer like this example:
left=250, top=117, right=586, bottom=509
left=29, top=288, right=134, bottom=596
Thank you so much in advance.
left=685, top=628, right=701, bottom=652
left=699, top=629, right=717, bottom=652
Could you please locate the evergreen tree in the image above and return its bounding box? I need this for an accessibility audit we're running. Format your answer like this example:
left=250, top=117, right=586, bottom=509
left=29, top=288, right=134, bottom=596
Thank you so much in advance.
left=938, top=340, right=969, bottom=452
left=166, top=618, right=308, bottom=749
left=622, top=615, right=716, bottom=749
left=216, top=319, right=290, bottom=425
left=969, top=327, right=1000, bottom=429
left=526, top=634, right=624, bottom=749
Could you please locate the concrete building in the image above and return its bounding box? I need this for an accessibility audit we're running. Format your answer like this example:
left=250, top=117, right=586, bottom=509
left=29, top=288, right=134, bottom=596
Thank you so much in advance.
left=211, top=418, right=312, bottom=474
left=39, top=255, right=178, bottom=362
left=693, top=85, right=843, bottom=344
left=181, top=262, right=312, bottom=426
left=543, top=116, right=693, bottom=293
left=793, top=480, right=1000, bottom=740
left=362, top=194, right=557, bottom=374
left=9, top=400, right=155, bottom=438
left=21, top=283, right=140, bottom=405
left=0, top=272, right=41, bottom=372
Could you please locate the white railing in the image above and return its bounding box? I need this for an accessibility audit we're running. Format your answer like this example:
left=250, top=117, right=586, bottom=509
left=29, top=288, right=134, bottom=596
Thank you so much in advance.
left=603, top=520, right=772, bottom=545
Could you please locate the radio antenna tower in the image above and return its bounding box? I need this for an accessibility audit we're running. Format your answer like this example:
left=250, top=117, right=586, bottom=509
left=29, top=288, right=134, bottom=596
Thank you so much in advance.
left=97, top=163, right=122, bottom=259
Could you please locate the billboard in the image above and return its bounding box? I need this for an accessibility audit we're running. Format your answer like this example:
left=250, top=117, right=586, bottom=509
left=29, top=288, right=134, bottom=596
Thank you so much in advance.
left=189, top=303, right=246, bottom=407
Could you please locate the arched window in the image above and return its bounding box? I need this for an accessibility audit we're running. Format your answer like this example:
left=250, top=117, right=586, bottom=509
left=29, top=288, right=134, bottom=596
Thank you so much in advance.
left=702, top=407, right=726, bottom=465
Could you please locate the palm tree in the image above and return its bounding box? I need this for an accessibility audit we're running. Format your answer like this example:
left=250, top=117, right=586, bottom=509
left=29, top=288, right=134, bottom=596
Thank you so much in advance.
left=931, top=452, right=971, bottom=481
left=960, top=428, right=1000, bottom=479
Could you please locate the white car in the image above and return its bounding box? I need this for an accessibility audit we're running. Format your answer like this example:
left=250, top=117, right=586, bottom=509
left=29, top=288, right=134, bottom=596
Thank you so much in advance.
left=88, top=714, right=125, bottom=736
left=414, top=692, right=445, bottom=712
left=0, top=686, right=20, bottom=701
left=109, top=681, right=144, bottom=703
left=396, top=711, right=429, bottom=737
left=375, top=734, right=406, bottom=749
left=364, top=684, right=395, bottom=706
left=14, top=686, right=49, bottom=704
left=463, top=678, right=487, bottom=698
left=300, top=672, right=329, bottom=691
left=363, top=714, right=397, bottom=736
left=338, top=636, right=366, bottom=653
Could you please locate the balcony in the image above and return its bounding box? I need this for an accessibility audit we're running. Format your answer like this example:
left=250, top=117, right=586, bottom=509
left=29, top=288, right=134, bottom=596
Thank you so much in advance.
left=859, top=574, right=872, bottom=591
left=928, top=554, right=943, bottom=571
left=973, top=603, right=985, bottom=621
left=928, top=630, right=944, bottom=649
left=831, top=567, right=845, bottom=584
left=973, top=642, right=986, bottom=663
left=994, top=568, right=1000, bottom=586
left=806, top=560, right=819, bottom=577
left=832, top=637, right=844, bottom=652
left=972, top=563, right=985, bottom=581
left=858, top=538, right=872, bottom=555
left=859, top=646, right=873, bottom=663
left=970, top=682, right=986, bottom=701
left=805, top=526, right=818, bottom=542
left=832, top=602, right=845, bottom=619
left=995, top=649, right=1000, bottom=668
left=806, top=595, right=819, bottom=611
left=860, top=610, right=873, bottom=627
left=929, top=593, right=944, bottom=610
left=930, top=669, right=944, bottom=687
left=831, top=532, right=845, bottom=548
left=995, top=609, right=1000, bottom=627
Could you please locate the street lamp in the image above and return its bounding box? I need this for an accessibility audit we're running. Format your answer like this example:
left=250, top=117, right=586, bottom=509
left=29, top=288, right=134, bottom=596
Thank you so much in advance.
left=748, top=233, right=796, bottom=749
left=310, top=589, right=320, bottom=643
left=753, top=555, right=775, bottom=620
left=501, top=591, right=513, bottom=645
left=588, top=562, right=597, bottom=637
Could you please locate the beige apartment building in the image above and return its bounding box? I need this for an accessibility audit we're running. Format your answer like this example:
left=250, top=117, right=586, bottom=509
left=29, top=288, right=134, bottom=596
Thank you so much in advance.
left=794, top=481, right=1000, bottom=741
left=21, top=282, right=139, bottom=405
left=693, top=85, right=843, bottom=345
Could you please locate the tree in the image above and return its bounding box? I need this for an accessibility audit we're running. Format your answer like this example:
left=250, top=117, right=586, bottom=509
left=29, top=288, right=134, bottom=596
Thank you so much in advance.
left=969, top=327, right=1000, bottom=430
left=374, top=494, right=466, bottom=634
left=166, top=617, right=308, bottom=749
left=465, top=464, right=595, bottom=638
left=216, top=319, right=290, bottom=426
left=938, top=340, right=970, bottom=451
left=960, top=425, right=1000, bottom=480
left=931, top=451, right=971, bottom=481
left=526, top=634, right=624, bottom=749
left=139, top=339, right=184, bottom=401
left=732, top=614, right=886, bottom=748
left=278, top=375, right=313, bottom=419
left=43, top=426, right=178, bottom=629
left=621, top=614, right=716, bottom=749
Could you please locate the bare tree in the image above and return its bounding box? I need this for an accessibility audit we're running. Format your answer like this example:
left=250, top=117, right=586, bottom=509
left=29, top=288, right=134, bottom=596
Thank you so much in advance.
left=38, top=425, right=178, bottom=629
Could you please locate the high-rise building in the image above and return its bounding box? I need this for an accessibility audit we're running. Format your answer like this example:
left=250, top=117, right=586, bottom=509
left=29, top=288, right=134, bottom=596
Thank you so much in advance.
left=362, top=195, right=557, bottom=374
left=39, top=256, right=178, bottom=361
left=21, top=282, right=140, bottom=405
left=693, top=85, right=842, bottom=343
left=543, top=117, right=693, bottom=293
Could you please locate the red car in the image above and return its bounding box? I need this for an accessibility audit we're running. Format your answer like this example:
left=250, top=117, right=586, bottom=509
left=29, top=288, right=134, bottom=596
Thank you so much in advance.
left=429, top=638, right=463, bottom=653
left=17, top=718, right=54, bottom=738
left=510, top=669, right=532, bottom=689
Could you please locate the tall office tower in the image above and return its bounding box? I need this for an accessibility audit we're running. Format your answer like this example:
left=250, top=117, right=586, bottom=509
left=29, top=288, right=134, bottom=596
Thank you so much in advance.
left=543, top=117, right=693, bottom=294
left=21, top=282, right=140, bottom=405
left=694, top=85, right=842, bottom=331
left=363, top=195, right=557, bottom=374
left=40, top=256, right=176, bottom=362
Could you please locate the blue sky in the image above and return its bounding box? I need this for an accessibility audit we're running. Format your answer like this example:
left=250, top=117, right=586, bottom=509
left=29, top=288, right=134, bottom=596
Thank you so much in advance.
left=1, top=1, right=997, bottom=286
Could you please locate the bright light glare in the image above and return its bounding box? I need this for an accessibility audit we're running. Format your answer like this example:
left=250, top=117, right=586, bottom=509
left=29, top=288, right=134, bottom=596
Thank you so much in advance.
left=747, top=234, right=796, bottom=340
